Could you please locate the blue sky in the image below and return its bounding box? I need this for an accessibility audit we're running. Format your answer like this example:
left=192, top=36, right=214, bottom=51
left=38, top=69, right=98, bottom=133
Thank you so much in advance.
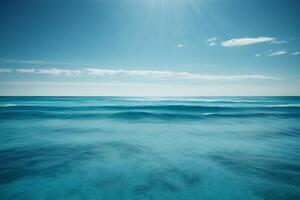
left=0, top=0, right=300, bottom=96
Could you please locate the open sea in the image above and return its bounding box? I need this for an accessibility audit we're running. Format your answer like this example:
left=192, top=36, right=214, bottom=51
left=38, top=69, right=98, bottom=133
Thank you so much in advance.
left=0, top=96, right=299, bottom=200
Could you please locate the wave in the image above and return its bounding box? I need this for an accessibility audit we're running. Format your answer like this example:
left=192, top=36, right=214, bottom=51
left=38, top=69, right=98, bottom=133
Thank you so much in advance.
left=267, top=104, right=300, bottom=108
left=119, top=98, right=274, bottom=104
left=111, top=111, right=300, bottom=121
left=1, top=110, right=300, bottom=121
left=111, top=111, right=200, bottom=120
left=1, top=105, right=231, bottom=111
left=1, top=97, right=300, bottom=122
left=1, top=104, right=300, bottom=112
left=0, top=104, right=17, bottom=107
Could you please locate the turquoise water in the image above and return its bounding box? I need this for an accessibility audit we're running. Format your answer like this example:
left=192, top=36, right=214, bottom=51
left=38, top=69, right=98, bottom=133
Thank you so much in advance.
left=0, top=97, right=300, bottom=200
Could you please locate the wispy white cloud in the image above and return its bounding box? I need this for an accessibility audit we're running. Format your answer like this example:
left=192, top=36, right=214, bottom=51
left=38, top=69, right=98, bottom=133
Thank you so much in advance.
left=206, top=37, right=217, bottom=43
left=255, top=54, right=261, bottom=57
left=17, top=68, right=36, bottom=73
left=86, top=68, right=182, bottom=79
left=85, top=68, right=277, bottom=81
left=271, top=40, right=286, bottom=44
left=268, top=50, right=288, bottom=56
left=0, top=58, right=91, bottom=66
left=0, top=68, right=12, bottom=73
left=37, top=68, right=82, bottom=76
left=177, top=44, right=188, bottom=48
left=85, top=68, right=121, bottom=76
left=17, top=68, right=82, bottom=76
left=6, top=68, right=279, bottom=81
left=1, top=59, right=70, bottom=65
left=206, top=37, right=218, bottom=46
left=222, top=37, right=275, bottom=47
left=1, top=59, right=52, bottom=65
left=293, top=51, right=300, bottom=56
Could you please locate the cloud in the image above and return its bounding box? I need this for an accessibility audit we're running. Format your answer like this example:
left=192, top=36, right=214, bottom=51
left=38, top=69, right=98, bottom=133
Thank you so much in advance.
left=4, top=68, right=279, bottom=81
left=86, top=68, right=179, bottom=78
left=271, top=40, right=286, bottom=44
left=17, top=68, right=82, bottom=76
left=122, top=70, right=175, bottom=78
left=206, top=37, right=217, bottom=43
left=206, top=37, right=218, bottom=46
left=1, top=59, right=52, bottom=65
left=255, top=54, right=261, bottom=57
left=0, top=68, right=12, bottom=73
left=222, top=37, right=275, bottom=47
left=85, top=68, right=277, bottom=81
left=38, top=68, right=82, bottom=76
left=0, top=58, right=91, bottom=66
left=268, top=50, right=287, bottom=56
left=17, top=68, right=36, bottom=73
left=293, top=51, right=300, bottom=56
left=85, top=68, right=121, bottom=76
left=177, top=44, right=188, bottom=48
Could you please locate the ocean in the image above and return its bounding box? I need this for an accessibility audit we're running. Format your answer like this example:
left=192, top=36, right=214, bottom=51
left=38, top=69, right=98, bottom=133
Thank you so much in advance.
left=0, top=96, right=299, bottom=200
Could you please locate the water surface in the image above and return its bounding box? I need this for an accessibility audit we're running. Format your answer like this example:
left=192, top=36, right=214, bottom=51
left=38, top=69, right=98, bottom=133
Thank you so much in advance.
left=0, top=96, right=300, bottom=200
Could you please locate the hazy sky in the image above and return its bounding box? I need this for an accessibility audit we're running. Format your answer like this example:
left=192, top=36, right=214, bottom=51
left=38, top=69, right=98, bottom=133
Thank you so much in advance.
left=0, top=0, right=300, bottom=96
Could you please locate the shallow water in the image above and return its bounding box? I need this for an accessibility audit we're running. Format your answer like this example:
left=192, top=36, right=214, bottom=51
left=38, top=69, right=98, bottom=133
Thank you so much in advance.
left=0, top=96, right=300, bottom=200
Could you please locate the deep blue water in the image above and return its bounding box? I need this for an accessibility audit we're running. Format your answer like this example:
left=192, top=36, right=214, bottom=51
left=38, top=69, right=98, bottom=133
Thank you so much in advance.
left=0, top=96, right=300, bottom=200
